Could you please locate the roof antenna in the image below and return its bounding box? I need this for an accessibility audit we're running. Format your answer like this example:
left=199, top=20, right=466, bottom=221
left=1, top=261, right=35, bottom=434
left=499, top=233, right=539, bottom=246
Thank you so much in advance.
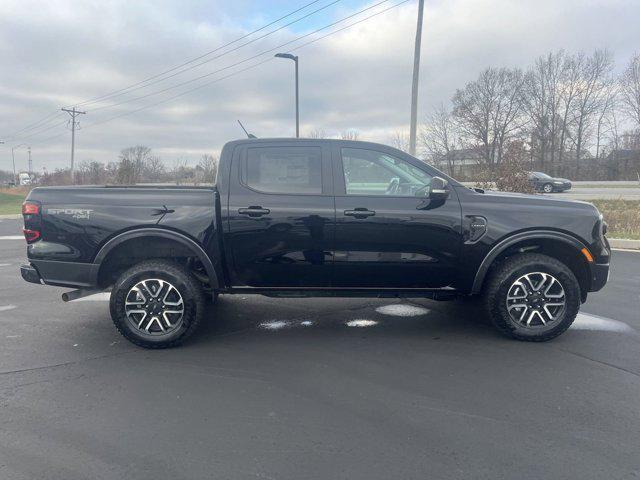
left=237, top=120, right=257, bottom=139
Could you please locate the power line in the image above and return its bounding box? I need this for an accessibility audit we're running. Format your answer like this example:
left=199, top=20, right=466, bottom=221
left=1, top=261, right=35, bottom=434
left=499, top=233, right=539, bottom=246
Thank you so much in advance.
left=70, top=0, right=329, bottom=108
left=31, top=0, right=411, bottom=144
left=88, top=0, right=393, bottom=114
left=82, top=0, right=410, bottom=129
left=9, top=0, right=329, bottom=141
left=4, top=110, right=64, bottom=140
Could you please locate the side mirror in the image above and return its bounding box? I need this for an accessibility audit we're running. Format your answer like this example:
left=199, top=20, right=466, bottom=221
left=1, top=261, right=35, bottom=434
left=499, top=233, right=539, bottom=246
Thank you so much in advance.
left=429, top=176, right=450, bottom=200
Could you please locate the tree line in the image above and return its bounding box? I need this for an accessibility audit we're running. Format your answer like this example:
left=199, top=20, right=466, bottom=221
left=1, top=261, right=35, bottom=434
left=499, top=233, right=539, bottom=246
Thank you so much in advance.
left=420, top=49, right=640, bottom=176
left=33, top=146, right=219, bottom=186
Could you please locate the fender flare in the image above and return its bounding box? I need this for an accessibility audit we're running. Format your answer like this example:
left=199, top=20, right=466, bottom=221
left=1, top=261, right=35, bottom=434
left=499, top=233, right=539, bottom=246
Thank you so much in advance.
left=471, top=230, right=588, bottom=294
left=93, top=228, right=219, bottom=289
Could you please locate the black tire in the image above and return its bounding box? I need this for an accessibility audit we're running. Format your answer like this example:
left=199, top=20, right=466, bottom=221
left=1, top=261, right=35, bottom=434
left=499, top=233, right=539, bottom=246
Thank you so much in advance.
left=109, top=260, right=205, bottom=348
left=542, top=183, right=554, bottom=193
left=483, top=253, right=580, bottom=342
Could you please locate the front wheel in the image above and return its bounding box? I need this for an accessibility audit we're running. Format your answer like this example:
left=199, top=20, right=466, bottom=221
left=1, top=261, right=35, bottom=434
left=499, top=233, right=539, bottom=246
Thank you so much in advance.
left=483, top=253, right=580, bottom=341
left=110, top=260, right=205, bottom=348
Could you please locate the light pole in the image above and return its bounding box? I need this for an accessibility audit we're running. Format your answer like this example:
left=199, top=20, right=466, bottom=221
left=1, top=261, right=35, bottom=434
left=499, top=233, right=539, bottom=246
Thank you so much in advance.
left=11, top=144, right=27, bottom=185
left=275, top=53, right=299, bottom=138
left=409, top=0, right=425, bottom=156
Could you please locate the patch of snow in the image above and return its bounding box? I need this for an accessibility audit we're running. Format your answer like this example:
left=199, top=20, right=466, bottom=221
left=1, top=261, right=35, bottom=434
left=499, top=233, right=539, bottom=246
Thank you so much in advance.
left=571, top=313, right=634, bottom=333
left=0, top=305, right=17, bottom=312
left=71, top=292, right=111, bottom=302
left=300, top=321, right=313, bottom=327
left=346, top=319, right=378, bottom=328
left=376, top=304, right=429, bottom=317
left=259, top=321, right=290, bottom=330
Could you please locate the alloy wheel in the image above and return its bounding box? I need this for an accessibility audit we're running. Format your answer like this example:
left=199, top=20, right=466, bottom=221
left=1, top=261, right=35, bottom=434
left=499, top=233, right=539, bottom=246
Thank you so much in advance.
left=124, top=279, right=185, bottom=336
left=505, top=272, right=566, bottom=328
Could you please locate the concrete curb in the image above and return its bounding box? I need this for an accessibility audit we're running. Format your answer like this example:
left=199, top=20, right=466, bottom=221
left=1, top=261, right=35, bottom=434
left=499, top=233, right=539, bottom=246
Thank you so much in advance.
left=0, top=214, right=21, bottom=219
left=609, top=238, right=640, bottom=250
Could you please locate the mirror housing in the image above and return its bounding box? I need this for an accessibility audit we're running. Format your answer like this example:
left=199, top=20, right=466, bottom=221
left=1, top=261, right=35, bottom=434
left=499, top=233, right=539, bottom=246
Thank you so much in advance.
left=429, top=176, right=450, bottom=200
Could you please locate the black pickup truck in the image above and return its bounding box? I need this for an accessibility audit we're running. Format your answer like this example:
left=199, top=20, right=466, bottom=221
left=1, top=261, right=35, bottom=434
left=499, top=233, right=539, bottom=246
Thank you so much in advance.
left=21, top=139, right=610, bottom=347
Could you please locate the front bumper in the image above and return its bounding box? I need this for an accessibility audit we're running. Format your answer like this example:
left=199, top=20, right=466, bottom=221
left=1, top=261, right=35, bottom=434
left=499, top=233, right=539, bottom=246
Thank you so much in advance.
left=589, top=262, right=610, bottom=292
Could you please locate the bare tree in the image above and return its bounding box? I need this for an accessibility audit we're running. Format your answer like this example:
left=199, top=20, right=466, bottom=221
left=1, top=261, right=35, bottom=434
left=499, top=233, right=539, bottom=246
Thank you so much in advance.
left=620, top=53, right=640, bottom=128
left=595, top=84, right=618, bottom=158
left=198, top=154, right=218, bottom=183
left=452, top=67, right=526, bottom=165
left=571, top=50, right=614, bottom=173
left=306, top=128, right=326, bottom=139
left=391, top=131, right=410, bottom=153
left=420, top=103, right=458, bottom=174
left=143, top=156, right=166, bottom=182
left=340, top=130, right=360, bottom=141
left=116, top=145, right=152, bottom=184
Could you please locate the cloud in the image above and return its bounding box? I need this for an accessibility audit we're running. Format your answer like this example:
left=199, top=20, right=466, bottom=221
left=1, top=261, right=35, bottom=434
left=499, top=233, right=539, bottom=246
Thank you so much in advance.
left=1, top=0, right=638, bottom=172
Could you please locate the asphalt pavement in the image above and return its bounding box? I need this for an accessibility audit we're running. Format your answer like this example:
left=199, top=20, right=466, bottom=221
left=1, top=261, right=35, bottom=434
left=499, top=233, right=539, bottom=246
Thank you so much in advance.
left=1, top=218, right=639, bottom=480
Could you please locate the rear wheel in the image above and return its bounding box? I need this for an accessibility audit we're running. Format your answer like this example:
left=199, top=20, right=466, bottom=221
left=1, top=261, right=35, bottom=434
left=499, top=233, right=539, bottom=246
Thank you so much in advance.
left=542, top=183, right=554, bottom=193
left=110, top=260, right=205, bottom=348
left=483, top=253, right=580, bottom=341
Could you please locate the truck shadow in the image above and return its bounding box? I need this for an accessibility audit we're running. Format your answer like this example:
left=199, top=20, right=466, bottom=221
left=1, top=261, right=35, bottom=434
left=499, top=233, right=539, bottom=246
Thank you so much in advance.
left=190, top=295, right=497, bottom=346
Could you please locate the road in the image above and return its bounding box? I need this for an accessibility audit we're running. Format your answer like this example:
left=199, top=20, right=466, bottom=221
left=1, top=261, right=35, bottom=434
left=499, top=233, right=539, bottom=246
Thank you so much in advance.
left=1, top=218, right=639, bottom=480
left=549, top=186, right=640, bottom=200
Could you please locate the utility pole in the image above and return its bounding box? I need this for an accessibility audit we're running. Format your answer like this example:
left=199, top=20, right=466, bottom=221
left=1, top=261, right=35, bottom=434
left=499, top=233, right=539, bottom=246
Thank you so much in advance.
left=61, top=107, right=86, bottom=183
left=28, top=146, right=32, bottom=175
left=409, top=0, right=425, bottom=156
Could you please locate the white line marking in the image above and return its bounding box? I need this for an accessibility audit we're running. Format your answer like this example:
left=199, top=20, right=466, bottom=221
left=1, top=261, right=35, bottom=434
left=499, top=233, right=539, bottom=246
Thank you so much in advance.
left=611, top=248, right=640, bottom=253
left=259, top=321, right=290, bottom=330
left=0, top=305, right=17, bottom=312
left=0, top=263, right=11, bottom=267
left=0, top=236, right=23, bottom=240
left=346, top=319, right=378, bottom=328
left=70, top=292, right=111, bottom=302
left=571, top=312, right=635, bottom=333
left=376, top=304, right=430, bottom=317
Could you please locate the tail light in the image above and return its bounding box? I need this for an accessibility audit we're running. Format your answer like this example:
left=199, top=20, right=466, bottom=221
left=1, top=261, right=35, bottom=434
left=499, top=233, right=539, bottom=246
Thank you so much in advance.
left=22, top=202, right=39, bottom=215
left=23, top=228, right=40, bottom=243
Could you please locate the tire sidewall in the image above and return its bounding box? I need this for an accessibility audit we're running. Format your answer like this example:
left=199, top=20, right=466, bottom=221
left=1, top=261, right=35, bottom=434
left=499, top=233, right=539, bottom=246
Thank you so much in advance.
left=110, top=265, right=199, bottom=346
left=492, top=260, right=580, bottom=339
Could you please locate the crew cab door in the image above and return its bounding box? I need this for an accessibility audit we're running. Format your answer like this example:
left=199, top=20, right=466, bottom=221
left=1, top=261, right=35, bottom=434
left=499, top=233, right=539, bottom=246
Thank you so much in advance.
left=226, top=142, right=334, bottom=287
left=331, top=145, right=462, bottom=288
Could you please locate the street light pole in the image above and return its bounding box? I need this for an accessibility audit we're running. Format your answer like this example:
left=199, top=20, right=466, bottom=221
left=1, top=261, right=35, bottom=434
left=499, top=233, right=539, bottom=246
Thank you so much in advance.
left=275, top=53, right=299, bottom=138
left=409, top=0, right=425, bottom=156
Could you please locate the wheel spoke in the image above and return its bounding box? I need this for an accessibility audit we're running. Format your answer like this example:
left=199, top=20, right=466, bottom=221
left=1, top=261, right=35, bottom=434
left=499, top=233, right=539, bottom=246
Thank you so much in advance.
left=125, top=278, right=184, bottom=336
left=505, top=271, right=565, bottom=329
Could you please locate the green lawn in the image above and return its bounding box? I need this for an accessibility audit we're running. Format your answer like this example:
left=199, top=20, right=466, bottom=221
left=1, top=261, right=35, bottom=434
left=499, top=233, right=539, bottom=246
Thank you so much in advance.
left=0, top=191, right=24, bottom=215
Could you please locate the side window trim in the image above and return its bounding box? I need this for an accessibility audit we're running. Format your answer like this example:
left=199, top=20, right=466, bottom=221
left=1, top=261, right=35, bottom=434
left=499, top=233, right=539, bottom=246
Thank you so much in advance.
left=239, top=145, right=330, bottom=196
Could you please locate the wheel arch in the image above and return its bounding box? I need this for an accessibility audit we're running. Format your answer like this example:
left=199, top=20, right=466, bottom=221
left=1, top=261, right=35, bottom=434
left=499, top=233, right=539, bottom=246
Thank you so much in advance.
left=471, top=230, right=591, bottom=299
left=93, top=228, right=219, bottom=289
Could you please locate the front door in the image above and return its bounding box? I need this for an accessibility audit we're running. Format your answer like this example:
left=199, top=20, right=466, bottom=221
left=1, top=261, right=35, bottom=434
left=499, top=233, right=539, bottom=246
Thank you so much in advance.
left=227, top=142, right=334, bottom=287
left=331, top=145, right=462, bottom=289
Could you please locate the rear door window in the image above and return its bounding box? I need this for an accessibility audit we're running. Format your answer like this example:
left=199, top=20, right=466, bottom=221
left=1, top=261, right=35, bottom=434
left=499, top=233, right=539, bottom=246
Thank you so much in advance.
left=244, top=146, right=322, bottom=195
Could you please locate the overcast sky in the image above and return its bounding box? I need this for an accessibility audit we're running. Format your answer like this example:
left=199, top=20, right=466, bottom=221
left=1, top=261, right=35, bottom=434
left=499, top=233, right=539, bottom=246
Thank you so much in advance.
left=1, top=0, right=639, bottom=173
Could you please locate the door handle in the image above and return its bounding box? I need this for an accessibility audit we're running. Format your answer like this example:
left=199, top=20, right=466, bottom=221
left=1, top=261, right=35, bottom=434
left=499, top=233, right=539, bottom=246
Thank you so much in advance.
left=344, top=208, right=375, bottom=219
left=238, top=206, right=271, bottom=217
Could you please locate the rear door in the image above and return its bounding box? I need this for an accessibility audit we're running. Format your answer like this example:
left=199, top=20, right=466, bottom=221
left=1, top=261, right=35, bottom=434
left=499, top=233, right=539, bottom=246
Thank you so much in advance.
left=226, top=142, right=334, bottom=287
left=331, top=144, right=462, bottom=289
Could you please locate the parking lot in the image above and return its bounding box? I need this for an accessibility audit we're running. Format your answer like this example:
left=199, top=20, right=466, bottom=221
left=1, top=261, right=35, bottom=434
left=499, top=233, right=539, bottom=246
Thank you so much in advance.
left=1, top=217, right=639, bottom=480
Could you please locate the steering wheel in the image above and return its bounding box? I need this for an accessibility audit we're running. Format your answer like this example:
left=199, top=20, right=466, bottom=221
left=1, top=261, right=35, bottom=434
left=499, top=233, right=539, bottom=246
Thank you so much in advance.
left=386, top=177, right=400, bottom=195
